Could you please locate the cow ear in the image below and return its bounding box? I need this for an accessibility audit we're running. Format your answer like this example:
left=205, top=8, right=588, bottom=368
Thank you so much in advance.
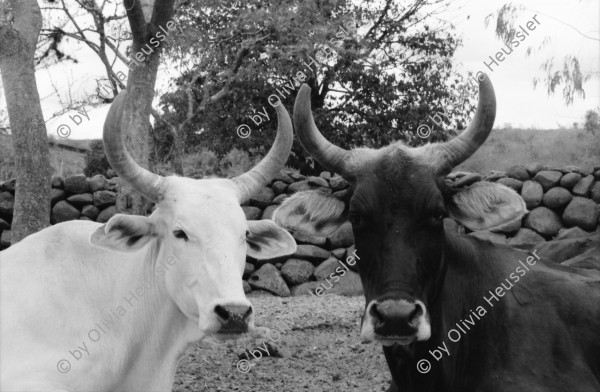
left=246, top=220, right=297, bottom=260
left=448, top=182, right=527, bottom=232
left=90, top=214, right=157, bottom=252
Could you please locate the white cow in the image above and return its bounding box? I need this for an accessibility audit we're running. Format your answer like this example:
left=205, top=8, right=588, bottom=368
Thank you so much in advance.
left=0, top=91, right=297, bottom=392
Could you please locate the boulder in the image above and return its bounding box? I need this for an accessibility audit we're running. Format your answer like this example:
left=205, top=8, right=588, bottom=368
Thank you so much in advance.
left=536, top=235, right=600, bottom=263
left=273, top=171, right=295, bottom=184
left=0, top=179, right=15, bottom=192
left=292, top=244, right=330, bottom=263
left=560, top=165, right=582, bottom=174
left=292, top=231, right=327, bottom=247
left=506, top=165, right=530, bottom=181
left=271, top=194, right=289, bottom=204
left=542, top=187, right=573, bottom=209
left=469, top=230, right=507, bottom=244
left=327, top=270, right=363, bottom=296
left=97, top=206, right=117, bottom=223
left=281, top=259, right=314, bottom=285
left=559, top=172, right=582, bottom=189
left=344, top=245, right=360, bottom=271
left=320, top=171, right=332, bottom=180
left=51, top=188, right=67, bottom=207
left=63, top=174, right=90, bottom=194
left=307, top=176, right=329, bottom=188
left=243, top=281, right=251, bottom=294
left=243, top=262, right=255, bottom=279
left=1, top=230, right=11, bottom=248
left=261, top=205, right=278, bottom=220
left=562, top=197, right=599, bottom=231
left=591, top=182, right=600, bottom=203
left=595, top=170, right=600, bottom=180
left=67, top=193, right=93, bottom=207
left=0, top=217, right=9, bottom=231
left=288, top=172, right=306, bottom=181
left=88, top=174, right=109, bottom=192
left=93, top=190, right=117, bottom=208
left=51, top=176, right=64, bottom=188
left=572, top=175, right=595, bottom=197
left=482, top=171, right=506, bottom=182
left=248, top=264, right=290, bottom=297
left=79, top=216, right=93, bottom=221
left=81, top=205, right=100, bottom=220
left=329, top=176, right=349, bottom=191
left=508, top=228, right=545, bottom=247
left=52, top=201, right=80, bottom=223
left=533, top=171, right=563, bottom=191
left=242, top=206, right=262, bottom=220
left=287, top=180, right=315, bottom=194
left=523, top=207, right=563, bottom=238
left=313, top=257, right=340, bottom=281
left=526, top=163, right=545, bottom=176
left=271, top=181, right=288, bottom=195
left=496, top=178, right=523, bottom=192
left=250, top=187, right=275, bottom=209
left=326, top=221, right=354, bottom=249
left=555, top=226, right=593, bottom=240
left=0, top=192, right=14, bottom=221
left=520, top=181, right=543, bottom=209
left=452, top=173, right=482, bottom=187
left=290, top=281, right=322, bottom=296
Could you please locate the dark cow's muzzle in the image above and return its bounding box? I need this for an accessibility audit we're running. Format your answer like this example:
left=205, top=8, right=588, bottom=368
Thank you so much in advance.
left=361, top=299, right=431, bottom=345
left=214, top=304, right=252, bottom=335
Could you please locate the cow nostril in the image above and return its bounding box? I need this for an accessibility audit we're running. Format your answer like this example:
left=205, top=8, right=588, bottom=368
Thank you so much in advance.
left=370, top=303, right=384, bottom=324
left=214, top=305, right=231, bottom=321
left=409, top=303, right=423, bottom=324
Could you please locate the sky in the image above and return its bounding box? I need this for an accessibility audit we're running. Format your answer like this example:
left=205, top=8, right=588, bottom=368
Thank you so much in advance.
left=0, top=0, right=599, bottom=140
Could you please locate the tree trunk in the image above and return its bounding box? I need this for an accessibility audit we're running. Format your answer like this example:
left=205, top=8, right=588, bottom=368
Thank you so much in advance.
left=0, top=0, right=51, bottom=243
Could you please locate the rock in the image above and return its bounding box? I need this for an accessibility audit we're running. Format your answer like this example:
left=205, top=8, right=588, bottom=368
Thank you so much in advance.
left=329, top=176, right=349, bottom=191
left=452, top=173, right=482, bottom=187
left=261, top=205, right=278, bottom=220
left=559, top=172, right=582, bottom=189
left=563, top=197, right=600, bottom=231
left=307, top=176, right=329, bottom=188
left=271, top=181, right=288, bottom=195
left=63, top=174, right=90, bottom=194
left=326, top=221, right=354, bottom=249
left=320, top=171, right=332, bottom=180
left=81, top=205, right=100, bottom=220
left=482, top=171, right=506, bottom=182
left=292, top=244, right=330, bottom=262
left=469, top=230, right=507, bottom=244
left=313, top=257, right=340, bottom=281
left=281, top=259, right=315, bottom=285
left=0, top=217, right=9, bottom=231
left=0, top=192, right=14, bottom=221
left=243, top=262, right=255, bottom=279
left=521, top=181, right=543, bottom=209
left=250, top=187, right=275, bottom=209
left=0, top=179, right=15, bottom=192
left=523, top=207, right=563, bottom=238
left=243, top=281, right=251, bottom=294
left=496, top=178, right=523, bottom=191
left=292, top=231, right=327, bottom=247
left=67, top=193, right=93, bottom=207
left=52, top=201, right=80, bottom=223
left=93, top=190, right=117, bottom=208
left=536, top=236, right=599, bottom=263
left=290, top=281, right=322, bottom=296
left=242, top=206, right=262, bottom=220
left=1, top=230, right=11, bottom=248
left=88, top=174, right=109, bottom=192
left=344, top=245, right=360, bottom=271
left=272, top=194, right=289, bottom=204
left=50, top=188, right=67, bottom=207
left=273, top=171, right=295, bottom=184
left=572, top=175, right=595, bottom=197
left=327, top=270, right=363, bottom=296
left=492, top=217, right=522, bottom=234
left=506, top=165, right=530, bottom=181
left=561, top=165, right=582, bottom=174
left=288, top=172, right=306, bottom=181
left=107, top=176, right=120, bottom=191
left=542, top=187, right=573, bottom=209
left=96, top=206, right=117, bottom=223
left=79, top=216, right=93, bottom=221
left=248, top=264, right=290, bottom=297
left=331, top=248, right=346, bottom=259
left=533, top=171, right=563, bottom=191
left=591, top=182, right=600, bottom=203
left=287, top=180, right=315, bottom=194
left=508, top=228, right=545, bottom=247
left=51, top=176, right=64, bottom=188
left=595, top=170, right=600, bottom=180
left=526, top=163, right=546, bottom=176
left=555, top=227, right=593, bottom=240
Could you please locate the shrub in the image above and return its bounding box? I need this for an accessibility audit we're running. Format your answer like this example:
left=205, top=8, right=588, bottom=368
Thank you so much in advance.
left=84, top=140, right=111, bottom=177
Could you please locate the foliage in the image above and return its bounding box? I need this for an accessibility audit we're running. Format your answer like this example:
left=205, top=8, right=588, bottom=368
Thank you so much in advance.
left=584, top=108, right=600, bottom=133
left=83, top=139, right=111, bottom=177
left=156, top=0, right=476, bottom=173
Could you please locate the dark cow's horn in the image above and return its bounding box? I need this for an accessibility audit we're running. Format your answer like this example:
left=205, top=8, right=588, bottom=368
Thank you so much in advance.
left=233, top=103, right=293, bottom=203
left=294, top=84, right=354, bottom=177
left=103, top=90, right=166, bottom=203
left=434, top=73, right=496, bottom=174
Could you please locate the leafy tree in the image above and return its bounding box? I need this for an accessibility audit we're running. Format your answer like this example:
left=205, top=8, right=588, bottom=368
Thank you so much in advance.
left=584, top=108, right=600, bottom=133
left=157, top=0, right=477, bottom=173
left=83, top=139, right=111, bottom=177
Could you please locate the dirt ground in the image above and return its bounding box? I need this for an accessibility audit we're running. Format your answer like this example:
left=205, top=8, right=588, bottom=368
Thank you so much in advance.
left=173, top=292, right=391, bottom=392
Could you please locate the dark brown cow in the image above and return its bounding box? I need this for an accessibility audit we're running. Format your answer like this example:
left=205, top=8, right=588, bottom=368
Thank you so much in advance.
left=290, top=75, right=600, bottom=391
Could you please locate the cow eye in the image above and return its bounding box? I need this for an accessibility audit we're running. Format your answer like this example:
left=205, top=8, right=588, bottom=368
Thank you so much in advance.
left=173, top=230, right=189, bottom=241
left=432, top=208, right=447, bottom=222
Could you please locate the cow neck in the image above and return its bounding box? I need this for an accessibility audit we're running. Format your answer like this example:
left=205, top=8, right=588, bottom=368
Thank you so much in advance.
left=106, top=241, right=200, bottom=391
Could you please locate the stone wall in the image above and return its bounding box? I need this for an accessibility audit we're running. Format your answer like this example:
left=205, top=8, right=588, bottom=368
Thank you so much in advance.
left=1, top=162, right=599, bottom=297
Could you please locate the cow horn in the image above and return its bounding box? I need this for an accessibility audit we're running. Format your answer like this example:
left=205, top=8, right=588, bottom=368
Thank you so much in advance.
left=103, top=91, right=166, bottom=203
left=434, top=73, right=496, bottom=174
left=233, top=103, right=293, bottom=203
left=293, top=84, right=354, bottom=177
